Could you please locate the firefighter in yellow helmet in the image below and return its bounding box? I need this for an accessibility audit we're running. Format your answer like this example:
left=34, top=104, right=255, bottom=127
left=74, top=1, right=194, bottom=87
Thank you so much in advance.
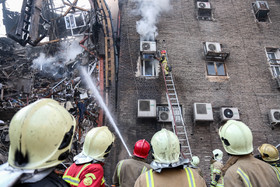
left=210, top=149, right=224, bottom=187
left=134, top=129, right=206, bottom=187
left=0, top=98, right=76, bottom=186
left=219, top=120, right=280, bottom=187
left=63, top=126, right=115, bottom=187
left=256, top=143, right=280, bottom=180
left=191, top=156, right=203, bottom=177
left=154, top=50, right=170, bottom=76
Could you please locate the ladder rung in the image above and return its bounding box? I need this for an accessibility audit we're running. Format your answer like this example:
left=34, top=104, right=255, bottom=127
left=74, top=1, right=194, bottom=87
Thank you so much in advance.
left=182, top=153, right=192, bottom=155
left=181, top=145, right=189, bottom=148
left=177, top=132, right=185, bottom=134
left=169, top=93, right=176, bottom=95
left=179, top=139, right=187, bottom=141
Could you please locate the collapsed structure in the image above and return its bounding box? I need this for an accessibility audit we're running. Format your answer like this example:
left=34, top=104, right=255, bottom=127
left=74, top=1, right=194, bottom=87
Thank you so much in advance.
left=0, top=0, right=118, bottom=170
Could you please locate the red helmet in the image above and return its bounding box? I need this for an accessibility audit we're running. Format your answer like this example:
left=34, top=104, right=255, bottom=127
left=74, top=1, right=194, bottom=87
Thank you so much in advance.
left=133, top=139, right=150, bottom=159
left=161, top=50, right=166, bottom=54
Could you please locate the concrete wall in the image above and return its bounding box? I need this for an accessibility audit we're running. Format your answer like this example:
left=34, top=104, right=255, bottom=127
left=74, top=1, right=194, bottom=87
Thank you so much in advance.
left=107, top=0, right=280, bottom=185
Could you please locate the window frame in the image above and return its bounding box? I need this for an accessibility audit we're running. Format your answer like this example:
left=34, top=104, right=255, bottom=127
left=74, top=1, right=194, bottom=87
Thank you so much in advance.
left=206, top=61, right=227, bottom=76
left=266, top=48, right=280, bottom=77
left=141, top=53, right=157, bottom=77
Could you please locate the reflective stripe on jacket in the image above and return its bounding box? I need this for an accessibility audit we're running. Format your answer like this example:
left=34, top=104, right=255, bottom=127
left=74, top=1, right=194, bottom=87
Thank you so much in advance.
left=63, top=163, right=90, bottom=186
left=223, top=155, right=279, bottom=187
left=134, top=167, right=206, bottom=187
left=63, top=163, right=105, bottom=187
left=271, top=166, right=280, bottom=182
left=210, top=161, right=224, bottom=187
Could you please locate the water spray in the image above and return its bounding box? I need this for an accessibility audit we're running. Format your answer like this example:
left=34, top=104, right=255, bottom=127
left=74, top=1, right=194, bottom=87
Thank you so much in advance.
left=80, top=67, right=132, bottom=157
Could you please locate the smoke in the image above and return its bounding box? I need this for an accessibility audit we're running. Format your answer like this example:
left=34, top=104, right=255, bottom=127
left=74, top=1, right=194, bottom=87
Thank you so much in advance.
left=32, top=38, right=83, bottom=79
left=132, top=0, right=171, bottom=41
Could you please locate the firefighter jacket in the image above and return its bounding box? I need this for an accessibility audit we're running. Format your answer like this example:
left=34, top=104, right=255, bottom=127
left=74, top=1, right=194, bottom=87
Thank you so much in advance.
left=222, top=154, right=280, bottom=187
left=210, top=160, right=224, bottom=187
left=134, top=167, right=206, bottom=187
left=112, top=157, right=151, bottom=187
left=270, top=163, right=280, bottom=182
left=63, top=163, right=106, bottom=187
left=193, top=167, right=203, bottom=178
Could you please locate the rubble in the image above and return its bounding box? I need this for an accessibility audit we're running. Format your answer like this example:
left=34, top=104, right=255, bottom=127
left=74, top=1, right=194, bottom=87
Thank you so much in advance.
left=0, top=36, right=102, bottom=164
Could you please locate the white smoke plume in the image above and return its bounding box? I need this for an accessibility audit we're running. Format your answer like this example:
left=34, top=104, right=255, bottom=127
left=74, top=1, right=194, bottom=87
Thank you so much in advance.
left=132, top=0, right=171, bottom=41
left=32, top=38, right=83, bottom=78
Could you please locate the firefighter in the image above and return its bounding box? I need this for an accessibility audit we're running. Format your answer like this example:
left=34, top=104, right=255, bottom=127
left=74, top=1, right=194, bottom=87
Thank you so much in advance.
left=0, top=98, right=76, bottom=186
left=63, top=126, right=115, bottom=187
left=210, top=149, right=224, bottom=187
left=159, top=50, right=169, bottom=76
left=191, top=156, right=203, bottom=177
left=134, top=129, right=206, bottom=187
left=219, top=120, right=280, bottom=186
left=112, top=139, right=151, bottom=187
left=256, top=143, right=280, bottom=178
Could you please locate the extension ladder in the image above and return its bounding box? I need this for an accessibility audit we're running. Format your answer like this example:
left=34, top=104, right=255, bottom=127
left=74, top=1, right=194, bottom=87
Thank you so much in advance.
left=161, top=62, right=193, bottom=159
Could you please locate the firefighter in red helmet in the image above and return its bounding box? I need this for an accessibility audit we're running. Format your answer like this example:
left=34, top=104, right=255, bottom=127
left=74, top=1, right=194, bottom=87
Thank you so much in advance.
left=112, top=139, right=151, bottom=187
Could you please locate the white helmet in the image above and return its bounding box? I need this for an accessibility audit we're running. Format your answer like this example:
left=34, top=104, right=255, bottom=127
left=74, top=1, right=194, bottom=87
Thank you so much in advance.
left=151, top=129, right=180, bottom=164
left=191, top=156, right=200, bottom=166
left=8, top=99, right=76, bottom=170
left=219, top=120, right=253, bottom=155
left=82, top=126, right=115, bottom=161
left=212, top=149, right=223, bottom=161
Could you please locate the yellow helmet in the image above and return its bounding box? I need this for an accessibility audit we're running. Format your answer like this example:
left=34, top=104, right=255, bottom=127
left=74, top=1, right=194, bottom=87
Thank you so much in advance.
left=219, top=120, right=253, bottom=155
left=82, top=126, right=115, bottom=161
left=213, top=149, right=223, bottom=160
left=258, top=143, right=279, bottom=162
left=8, top=99, right=76, bottom=170
left=191, top=156, right=200, bottom=166
left=151, top=128, right=180, bottom=164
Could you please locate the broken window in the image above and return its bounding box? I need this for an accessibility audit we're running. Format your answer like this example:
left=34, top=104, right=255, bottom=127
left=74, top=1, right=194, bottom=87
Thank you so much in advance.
left=141, top=53, right=157, bottom=76
left=266, top=48, right=280, bottom=77
left=206, top=62, right=226, bottom=76
left=64, top=12, right=87, bottom=36
left=252, top=1, right=270, bottom=22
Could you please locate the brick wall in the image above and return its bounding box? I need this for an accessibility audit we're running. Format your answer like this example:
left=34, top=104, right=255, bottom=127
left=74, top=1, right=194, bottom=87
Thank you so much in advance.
left=105, top=0, right=280, bottom=185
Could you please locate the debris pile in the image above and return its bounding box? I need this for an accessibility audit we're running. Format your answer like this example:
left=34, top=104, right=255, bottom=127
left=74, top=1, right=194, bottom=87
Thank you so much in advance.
left=0, top=36, right=102, bottom=164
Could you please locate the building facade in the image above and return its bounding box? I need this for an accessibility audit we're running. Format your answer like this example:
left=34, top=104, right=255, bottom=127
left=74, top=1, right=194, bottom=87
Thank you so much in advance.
left=109, top=0, right=280, bottom=184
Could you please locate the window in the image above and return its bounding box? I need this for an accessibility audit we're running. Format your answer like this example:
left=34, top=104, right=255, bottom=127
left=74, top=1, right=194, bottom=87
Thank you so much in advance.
left=266, top=48, right=280, bottom=77
left=206, top=62, right=226, bottom=76
left=141, top=53, right=157, bottom=76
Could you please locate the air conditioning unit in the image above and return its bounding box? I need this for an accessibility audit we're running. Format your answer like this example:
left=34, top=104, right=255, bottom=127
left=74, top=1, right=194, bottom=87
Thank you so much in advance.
left=158, top=110, right=173, bottom=122
left=220, top=107, right=240, bottom=121
left=197, top=2, right=211, bottom=9
left=255, top=1, right=269, bottom=10
left=268, top=109, right=280, bottom=125
left=140, top=41, right=156, bottom=52
left=137, top=99, right=156, bottom=118
left=193, top=103, right=214, bottom=122
left=253, top=1, right=269, bottom=20
left=205, top=42, right=221, bottom=53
